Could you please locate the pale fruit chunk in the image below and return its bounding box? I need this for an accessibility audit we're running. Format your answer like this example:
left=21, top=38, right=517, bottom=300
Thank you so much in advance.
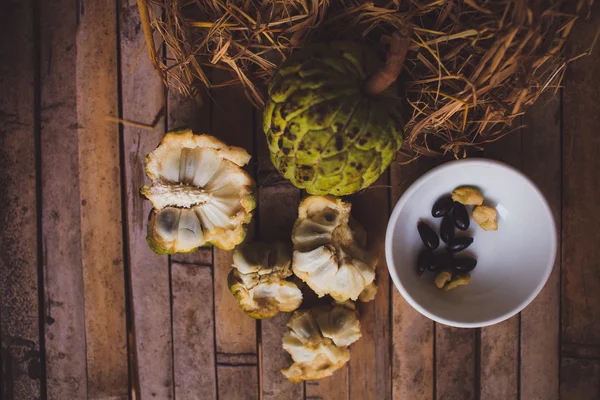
left=281, top=302, right=361, bottom=382
left=228, top=242, right=302, bottom=319
left=452, top=187, right=484, bottom=205
left=291, top=196, right=376, bottom=302
left=472, top=205, right=498, bottom=231
left=142, top=128, right=256, bottom=253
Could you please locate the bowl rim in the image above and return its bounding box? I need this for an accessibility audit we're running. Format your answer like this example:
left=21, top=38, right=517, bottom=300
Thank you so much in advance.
left=385, top=158, right=557, bottom=328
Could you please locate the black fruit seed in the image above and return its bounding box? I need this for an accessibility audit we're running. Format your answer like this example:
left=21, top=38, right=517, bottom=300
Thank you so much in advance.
left=417, top=249, right=435, bottom=275
left=453, top=257, right=477, bottom=272
left=448, top=237, right=474, bottom=252
left=417, top=221, right=439, bottom=249
left=432, top=195, right=454, bottom=218
left=440, top=214, right=455, bottom=243
left=452, top=202, right=470, bottom=230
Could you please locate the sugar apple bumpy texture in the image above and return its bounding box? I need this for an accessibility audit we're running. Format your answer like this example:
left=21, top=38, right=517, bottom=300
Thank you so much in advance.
left=263, top=41, right=404, bottom=196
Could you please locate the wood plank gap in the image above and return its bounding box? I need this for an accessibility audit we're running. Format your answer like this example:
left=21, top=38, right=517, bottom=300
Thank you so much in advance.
left=387, top=170, right=394, bottom=400
left=557, top=86, right=564, bottom=398
left=253, top=106, right=263, bottom=400
left=474, top=328, right=480, bottom=400
left=164, top=34, right=177, bottom=400
left=433, top=322, right=437, bottom=400
left=33, top=0, right=48, bottom=395
left=115, top=7, right=136, bottom=399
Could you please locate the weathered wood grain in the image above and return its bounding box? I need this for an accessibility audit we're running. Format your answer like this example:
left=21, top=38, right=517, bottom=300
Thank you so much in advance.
left=217, top=366, right=259, bottom=400
left=211, top=72, right=258, bottom=397
left=119, top=1, right=173, bottom=398
left=561, top=343, right=600, bottom=360
left=560, top=358, right=600, bottom=399
left=171, top=263, right=217, bottom=400
left=562, top=4, right=600, bottom=381
left=349, top=177, right=391, bottom=400
left=76, top=0, right=128, bottom=397
left=390, top=158, right=435, bottom=400
left=436, top=327, right=476, bottom=400
left=305, top=371, right=348, bottom=400
left=257, top=177, right=303, bottom=400
left=480, top=129, right=521, bottom=400
left=520, top=94, right=561, bottom=400
left=39, top=0, right=87, bottom=398
left=0, top=0, right=42, bottom=398
left=167, top=83, right=213, bottom=266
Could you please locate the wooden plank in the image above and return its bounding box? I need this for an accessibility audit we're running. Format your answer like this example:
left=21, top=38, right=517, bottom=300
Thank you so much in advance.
left=39, top=0, right=88, bottom=398
left=480, top=129, right=521, bottom=400
left=561, top=10, right=600, bottom=397
left=436, top=327, right=476, bottom=400
left=390, top=158, right=435, bottom=400
left=217, top=366, right=259, bottom=400
left=305, top=372, right=348, bottom=400
left=348, top=176, right=391, bottom=400
left=119, top=1, right=173, bottom=398
left=0, top=0, right=41, bottom=398
left=167, top=85, right=213, bottom=266
left=520, top=94, right=561, bottom=400
left=171, top=263, right=217, bottom=399
left=257, top=178, right=303, bottom=400
left=211, top=72, right=258, bottom=396
left=76, top=0, right=128, bottom=397
left=560, top=358, right=600, bottom=399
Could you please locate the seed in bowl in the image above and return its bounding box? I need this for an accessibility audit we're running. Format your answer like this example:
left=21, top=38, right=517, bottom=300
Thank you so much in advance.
left=431, top=195, right=454, bottom=218
left=452, top=202, right=470, bottom=231
left=416, top=249, right=435, bottom=275
left=417, top=221, right=439, bottom=249
left=447, top=236, right=474, bottom=252
left=452, top=187, right=484, bottom=205
left=440, top=214, right=455, bottom=243
left=473, top=205, right=498, bottom=231
left=452, top=256, right=477, bottom=272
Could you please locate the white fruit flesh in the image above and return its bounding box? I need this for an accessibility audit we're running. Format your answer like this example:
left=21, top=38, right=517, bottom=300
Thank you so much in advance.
left=281, top=304, right=361, bottom=382
left=143, top=129, right=255, bottom=253
left=291, top=196, right=376, bottom=302
left=228, top=242, right=302, bottom=319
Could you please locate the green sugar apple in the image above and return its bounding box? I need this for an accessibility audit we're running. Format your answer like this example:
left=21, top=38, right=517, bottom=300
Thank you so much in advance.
left=263, top=41, right=404, bottom=196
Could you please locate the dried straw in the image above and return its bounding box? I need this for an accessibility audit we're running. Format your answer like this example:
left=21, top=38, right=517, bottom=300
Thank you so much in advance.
left=138, top=0, right=595, bottom=157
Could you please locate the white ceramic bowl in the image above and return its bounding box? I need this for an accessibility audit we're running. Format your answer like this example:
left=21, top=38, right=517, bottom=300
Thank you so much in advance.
left=385, top=159, right=557, bottom=328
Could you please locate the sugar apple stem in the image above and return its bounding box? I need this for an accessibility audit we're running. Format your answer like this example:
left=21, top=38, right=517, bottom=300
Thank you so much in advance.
left=363, top=32, right=410, bottom=96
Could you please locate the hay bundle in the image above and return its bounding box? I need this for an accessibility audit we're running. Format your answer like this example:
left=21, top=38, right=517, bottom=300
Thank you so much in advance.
left=138, top=0, right=594, bottom=156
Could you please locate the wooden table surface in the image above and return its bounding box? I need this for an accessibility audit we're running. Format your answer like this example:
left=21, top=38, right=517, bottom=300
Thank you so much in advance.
left=1, top=1, right=600, bottom=399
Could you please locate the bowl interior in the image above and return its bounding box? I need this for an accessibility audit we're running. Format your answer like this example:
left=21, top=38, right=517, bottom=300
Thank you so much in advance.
left=386, top=159, right=556, bottom=327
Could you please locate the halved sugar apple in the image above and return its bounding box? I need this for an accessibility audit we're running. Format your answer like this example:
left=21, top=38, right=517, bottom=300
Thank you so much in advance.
left=228, top=241, right=302, bottom=319
left=282, top=302, right=361, bottom=382
left=291, top=196, right=377, bottom=302
left=141, top=128, right=256, bottom=253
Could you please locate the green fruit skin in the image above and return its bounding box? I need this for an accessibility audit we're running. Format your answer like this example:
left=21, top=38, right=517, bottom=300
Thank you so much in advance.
left=264, top=42, right=404, bottom=196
